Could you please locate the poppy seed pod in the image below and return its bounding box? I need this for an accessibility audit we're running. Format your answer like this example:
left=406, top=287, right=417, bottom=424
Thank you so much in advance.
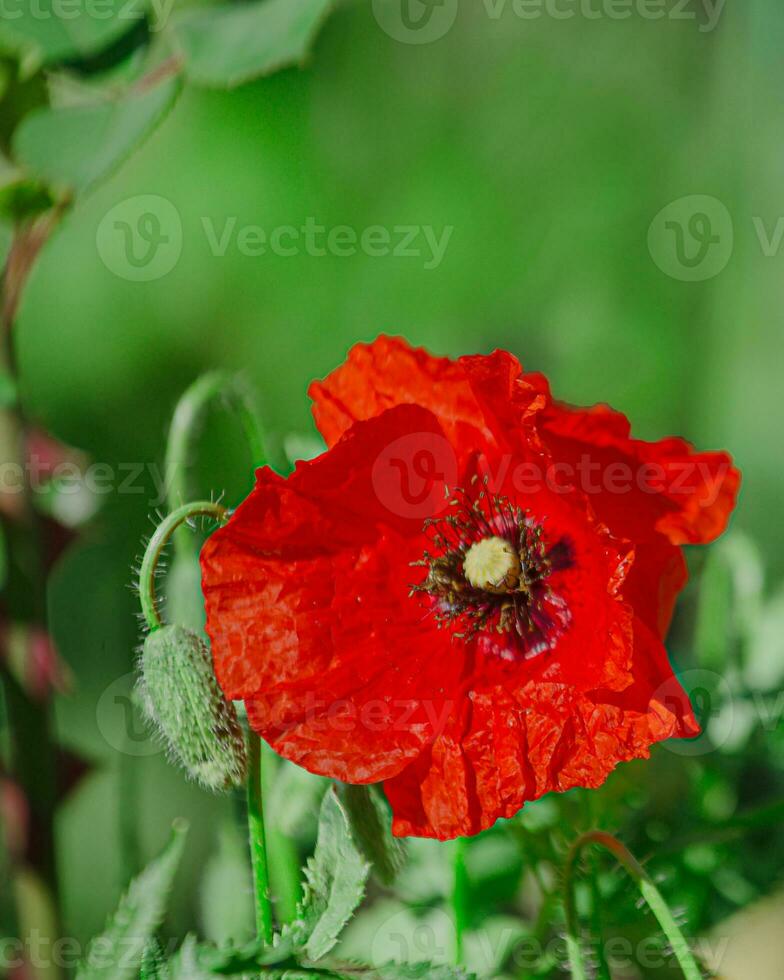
left=139, top=624, right=247, bottom=792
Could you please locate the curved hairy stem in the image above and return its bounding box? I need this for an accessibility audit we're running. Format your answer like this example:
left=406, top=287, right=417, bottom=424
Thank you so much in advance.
left=139, top=501, right=228, bottom=630
left=564, top=830, right=702, bottom=980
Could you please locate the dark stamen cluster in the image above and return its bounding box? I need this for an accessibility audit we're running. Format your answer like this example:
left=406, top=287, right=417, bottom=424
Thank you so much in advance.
left=411, top=477, right=573, bottom=657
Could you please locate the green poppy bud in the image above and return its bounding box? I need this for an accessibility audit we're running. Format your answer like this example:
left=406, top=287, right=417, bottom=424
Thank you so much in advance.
left=139, top=625, right=247, bottom=792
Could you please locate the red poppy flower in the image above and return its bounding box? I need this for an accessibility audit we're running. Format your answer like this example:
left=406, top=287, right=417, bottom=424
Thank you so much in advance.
left=201, top=337, right=740, bottom=839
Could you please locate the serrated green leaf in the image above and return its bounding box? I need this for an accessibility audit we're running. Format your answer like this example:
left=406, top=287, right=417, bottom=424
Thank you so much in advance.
left=13, top=73, right=180, bottom=196
left=328, top=966, right=476, bottom=980
left=140, top=939, right=169, bottom=979
left=189, top=932, right=298, bottom=973
left=0, top=0, right=147, bottom=70
left=371, top=966, right=476, bottom=980
left=167, top=935, right=210, bottom=979
left=75, top=820, right=188, bottom=980
left=295, top=788, right=370, bottom=962
left=341, top=785, right=406, bottom=886
left=168, top=0, right=332, bottom=90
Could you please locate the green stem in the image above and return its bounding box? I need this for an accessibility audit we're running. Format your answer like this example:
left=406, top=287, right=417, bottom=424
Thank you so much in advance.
left=139, top=501, right=228, bottom=631
left=564, top=830, right=702, bottom=980
left=261, top=744, right=301, bottom=925
left=247, top=731, right=274, bottom=945
left=451, top=837, right=469, bottom=964
left=164, top=372, right=264, bottom=554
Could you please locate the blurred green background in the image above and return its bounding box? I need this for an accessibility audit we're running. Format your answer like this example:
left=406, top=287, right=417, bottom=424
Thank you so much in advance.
left=6, top=0, right=784, bottom=973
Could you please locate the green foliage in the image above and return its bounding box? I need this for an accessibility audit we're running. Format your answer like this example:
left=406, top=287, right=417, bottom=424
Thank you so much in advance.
left=139, top=624, right=247, bottom=792
left=169, top=0, right=333, bottom=90
left=0, top=0, right=143, bottom=72
left=200, top=822, right=255, bottom=947
left=694, top=547, right=735, bottom=672
left=13, top=75, right=181, bottom=196
left=165, top=550, right=207, bottom=634
left=341, top=784, right=406, bottom=886
left=294, top=788, right=371, bottom=962
left=76, top=820, right=188, bottom=980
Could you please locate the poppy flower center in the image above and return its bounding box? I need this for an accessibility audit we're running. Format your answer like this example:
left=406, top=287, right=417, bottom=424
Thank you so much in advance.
left=463, top=536, right=521, bottom=593
left=411, top=482, right=573, bottom=657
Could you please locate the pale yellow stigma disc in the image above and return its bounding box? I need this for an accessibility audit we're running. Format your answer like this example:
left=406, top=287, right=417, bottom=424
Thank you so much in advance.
left=463, top=536, right=519, bottom=591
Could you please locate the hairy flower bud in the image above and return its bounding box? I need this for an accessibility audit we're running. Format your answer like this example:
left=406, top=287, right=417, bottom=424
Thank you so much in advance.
left=139, top=625, right=247, bottom=792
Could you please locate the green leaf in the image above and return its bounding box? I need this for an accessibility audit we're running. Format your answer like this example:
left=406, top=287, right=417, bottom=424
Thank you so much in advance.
left=200, top=821, right=254, bottom=947
left=694, top=548, right=734, bottom=671
left=0, top=154, right=54, bottom=220
left=13, top=74, right=180, bottom=196
left=168, top=0, right=332, bottom=90
left=167, top=936, right=209, bottom=979
left=370, top=966, right=476, bottom=979
left=165, top=549, right=207, bottom=634
left=140, top=940, right=169, bottom=979
left=0, top=0, right=146, bottom=72
left=76, top=820, right=188, bottom=980
left=341, top=784, right=406, bottom=886
left=295, top=788, right=370, bottom=962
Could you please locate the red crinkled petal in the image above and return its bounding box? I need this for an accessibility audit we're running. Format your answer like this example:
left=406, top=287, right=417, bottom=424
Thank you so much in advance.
left=309, top=335, right=546, bottom=459
left=384, top=617, right=698, bottom=839
left=535, top=393, right=740, bottom=548
left=201, top=404, right=466, bottom=783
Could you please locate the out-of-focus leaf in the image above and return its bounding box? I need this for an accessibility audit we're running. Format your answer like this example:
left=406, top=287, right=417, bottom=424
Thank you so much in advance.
left=341, top=784, right=406, bottom=886
left=168, top=0, right=332, bottom=90
left=722, top=533, right=765, bottom=640
left=371, top=965, right=477, bottom=979
left=0, top=154, right=54, bottom=220
left=744, top=587, right=784, bottom=691
left=13, top=74, right=180, bottom=196
left=267, top=758, right=328, bottom=839
left=0, top=0, right=147, bottom=72
left=166, top=935, right=209, bottom=979
left=694, top=546, right=734, bottom=671
left=339, top=901, right=456, bottom=974
left=294, top=788, right=370, bottom=962
left=165, top=550, right=206, bottom=633
left=140, top=939, right=169, bottom=979
left=199, top=820, right=254, bottom=946
left=75, top=820, right=188, bottom=980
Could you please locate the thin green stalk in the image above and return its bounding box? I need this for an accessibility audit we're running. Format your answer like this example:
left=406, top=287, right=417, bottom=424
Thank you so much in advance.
left=451, top=837, right=469, bottom=964
left=247, top=732, right=274, bottom=945
left=139, top=501, right=228, bottom=631
left=564, top=830, right=702, bottom=980
left=261, top=743, right=301, bottom=924
left=164, top=372, right=265, bottom=554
